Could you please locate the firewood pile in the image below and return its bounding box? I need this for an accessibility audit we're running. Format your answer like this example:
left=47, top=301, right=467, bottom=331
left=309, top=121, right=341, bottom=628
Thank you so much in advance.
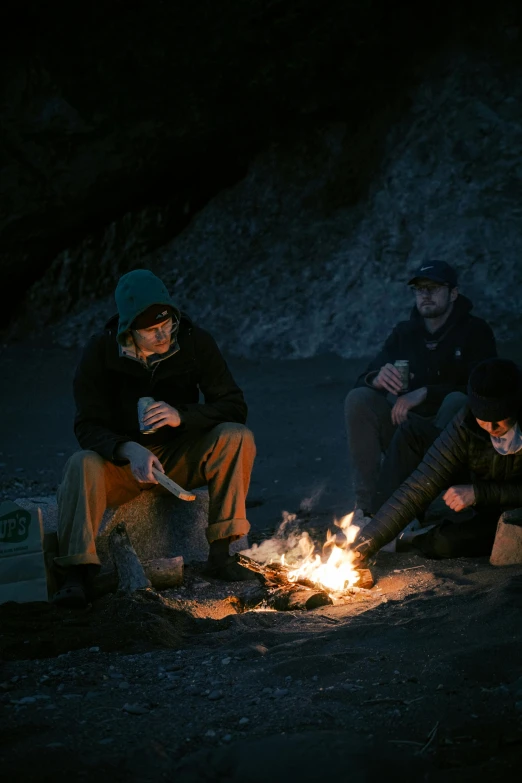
left=236, top=554, right=374, bottom=611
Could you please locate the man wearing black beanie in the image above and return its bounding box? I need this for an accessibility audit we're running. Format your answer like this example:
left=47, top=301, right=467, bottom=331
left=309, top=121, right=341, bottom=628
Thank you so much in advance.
left=351, top=358, right=522, bottom=561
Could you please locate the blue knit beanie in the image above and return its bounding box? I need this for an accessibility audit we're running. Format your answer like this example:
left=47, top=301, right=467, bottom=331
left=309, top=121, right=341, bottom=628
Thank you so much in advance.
left=115, top=270, right=176, bottom=344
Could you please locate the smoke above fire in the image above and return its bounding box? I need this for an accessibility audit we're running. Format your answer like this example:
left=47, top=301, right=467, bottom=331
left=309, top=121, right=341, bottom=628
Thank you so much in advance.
left=243, top=511, right=309, bottom=565
left=244, top=506, right=363, bottom=593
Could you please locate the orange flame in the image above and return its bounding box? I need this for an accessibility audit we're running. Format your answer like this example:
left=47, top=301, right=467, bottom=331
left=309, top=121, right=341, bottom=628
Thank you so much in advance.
left=282, top=512, right=361, bottom=593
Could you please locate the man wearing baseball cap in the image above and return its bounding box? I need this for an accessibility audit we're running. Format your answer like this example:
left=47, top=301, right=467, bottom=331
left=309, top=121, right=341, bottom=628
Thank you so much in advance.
left=345, top=260, right=497, bottom=520
left=351, top=358, right=522, bottom=561
left=53, top=269, right=257, bottom=607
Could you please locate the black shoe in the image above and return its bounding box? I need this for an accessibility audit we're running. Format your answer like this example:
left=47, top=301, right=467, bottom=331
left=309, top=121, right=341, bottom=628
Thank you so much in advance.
left=52, top=566, right=89, bottom=609
left=204, top=555, right=261, bottom=582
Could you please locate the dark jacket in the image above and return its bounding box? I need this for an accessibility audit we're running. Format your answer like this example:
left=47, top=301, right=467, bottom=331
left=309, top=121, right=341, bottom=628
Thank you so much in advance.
left=73, top=314, right=247, bottom=462
left=356, top=404, right=522, bottom=558
left=354, top=295, right=497, bottom=417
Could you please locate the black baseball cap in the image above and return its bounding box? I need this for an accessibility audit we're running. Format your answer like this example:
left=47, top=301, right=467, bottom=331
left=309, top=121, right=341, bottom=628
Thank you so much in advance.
left=408, top=260, right=458, bottom=288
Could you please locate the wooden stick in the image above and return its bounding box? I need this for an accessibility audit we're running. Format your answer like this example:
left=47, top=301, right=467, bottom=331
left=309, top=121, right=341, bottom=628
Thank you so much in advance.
left=91, top=556, right=184, bottom=597
left=355, top=568, right=374, bottom=589
left=151, top=468, right=196, bottom=501
left=418, top=721, right=439, bottom=755
left=108, top=522, right=151, bottom=593
left=274, top=588, right=333, bottom=611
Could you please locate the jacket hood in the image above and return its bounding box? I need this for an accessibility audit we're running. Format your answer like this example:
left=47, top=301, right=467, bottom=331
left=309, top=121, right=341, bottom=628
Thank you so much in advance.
left=115, top=269, right=177, bottom=345
left=409, top=293, right=473, bottom=333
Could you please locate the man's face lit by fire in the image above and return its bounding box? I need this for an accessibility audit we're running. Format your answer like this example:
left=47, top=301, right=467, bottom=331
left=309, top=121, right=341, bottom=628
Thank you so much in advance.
left=412, top=278, right=458, bottom=319
left=475, top=417, right=517, bottom=438
left=132, top=317, right=173, bottom=355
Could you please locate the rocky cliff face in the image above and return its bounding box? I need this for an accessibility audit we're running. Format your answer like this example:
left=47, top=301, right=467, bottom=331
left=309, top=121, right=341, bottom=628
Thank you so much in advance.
left=3, top=0, right=445, bottom=325
left=29, top=48, right=522, bottom=358
left=6, top=2, right=522, bottom=356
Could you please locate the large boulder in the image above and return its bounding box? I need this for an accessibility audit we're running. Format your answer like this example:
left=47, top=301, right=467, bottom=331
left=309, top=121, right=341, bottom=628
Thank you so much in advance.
left=490, top=509, right=522, bottom=567
left=15, top=491, right=248, bottom=565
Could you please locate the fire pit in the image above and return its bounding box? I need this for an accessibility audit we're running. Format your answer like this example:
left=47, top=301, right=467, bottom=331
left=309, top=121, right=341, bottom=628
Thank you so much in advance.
left=238, top=512, right=374, bottom=611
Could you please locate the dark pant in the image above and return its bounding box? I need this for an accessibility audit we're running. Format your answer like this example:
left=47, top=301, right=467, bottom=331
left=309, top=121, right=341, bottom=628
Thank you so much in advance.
left=373, top=417, right=501, bottom=559
left=411, top=510, right=500, bottom=559
left=371, top=415, right=471, bottom=514
left=345, top=388, right=467, bottom=513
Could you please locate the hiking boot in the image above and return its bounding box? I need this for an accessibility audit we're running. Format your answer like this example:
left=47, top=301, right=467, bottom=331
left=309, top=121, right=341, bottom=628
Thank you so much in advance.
left=380, top=518, right=424, bottom=554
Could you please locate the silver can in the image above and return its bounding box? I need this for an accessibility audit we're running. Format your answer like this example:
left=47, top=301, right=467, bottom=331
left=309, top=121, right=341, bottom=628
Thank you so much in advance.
left=394, top=360, right=410, bottom=392
left=137, top=396, right=157, bottom=434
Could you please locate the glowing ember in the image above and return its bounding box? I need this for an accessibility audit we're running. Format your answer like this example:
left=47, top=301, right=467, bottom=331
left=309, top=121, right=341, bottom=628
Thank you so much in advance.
left=281, top=512, right=361, bottom=593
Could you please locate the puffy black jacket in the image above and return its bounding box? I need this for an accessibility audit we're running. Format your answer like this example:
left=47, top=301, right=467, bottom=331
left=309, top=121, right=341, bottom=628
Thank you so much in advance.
left=73, top=314, right=247, bottom=462
left=355, top=404, right=522, bottom=558
left=354, top=295, right=497, bottom=416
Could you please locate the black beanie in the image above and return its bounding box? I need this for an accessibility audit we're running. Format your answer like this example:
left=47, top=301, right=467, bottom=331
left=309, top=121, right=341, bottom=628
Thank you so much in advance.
left=467, top=359, right=522, bottom=422
left=132, top=304, right=175, bottom=330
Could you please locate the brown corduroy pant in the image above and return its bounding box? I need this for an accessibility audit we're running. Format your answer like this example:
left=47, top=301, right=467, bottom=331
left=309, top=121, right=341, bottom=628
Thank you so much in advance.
left=55, top=423, right=255, bottom=568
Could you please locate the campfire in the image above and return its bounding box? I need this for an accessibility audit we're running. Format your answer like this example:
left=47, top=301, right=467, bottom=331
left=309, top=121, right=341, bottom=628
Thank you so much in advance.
left=281, top=511, right=363, bottom=593
left=67, top=510, right=373, bottom=618
left=240, top=511, right=374, bottom=611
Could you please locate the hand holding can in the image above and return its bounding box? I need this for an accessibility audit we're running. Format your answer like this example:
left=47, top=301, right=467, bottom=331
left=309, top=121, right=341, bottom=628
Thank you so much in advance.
left=394, top=360, right=410, bottom=392
left=138, top=396, right=157, bottom=434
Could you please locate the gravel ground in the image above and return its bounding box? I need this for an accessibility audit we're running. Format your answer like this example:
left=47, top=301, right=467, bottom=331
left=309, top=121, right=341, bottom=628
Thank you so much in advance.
left=1, top=337, right=522, bottom=780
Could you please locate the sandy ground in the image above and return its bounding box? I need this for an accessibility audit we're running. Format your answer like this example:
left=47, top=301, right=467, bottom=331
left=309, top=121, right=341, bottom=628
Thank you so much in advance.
left=1, top=337, right=522, bottom=781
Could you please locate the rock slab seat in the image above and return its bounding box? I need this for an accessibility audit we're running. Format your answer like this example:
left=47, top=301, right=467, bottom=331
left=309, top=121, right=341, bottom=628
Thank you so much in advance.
left=15, top=489, right=248, bottom=565
left=490, top=508, right=522, bottom=566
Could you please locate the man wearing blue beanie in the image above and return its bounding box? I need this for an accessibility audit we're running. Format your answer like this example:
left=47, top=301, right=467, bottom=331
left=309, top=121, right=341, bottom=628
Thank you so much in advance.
left=53, top=270, right=257, bottom=607
left=351, top=358, right=522, bottom=562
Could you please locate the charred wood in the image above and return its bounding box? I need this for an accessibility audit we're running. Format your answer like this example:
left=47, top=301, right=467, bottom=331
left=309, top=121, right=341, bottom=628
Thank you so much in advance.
left=108, top=522, right=151, bottom=594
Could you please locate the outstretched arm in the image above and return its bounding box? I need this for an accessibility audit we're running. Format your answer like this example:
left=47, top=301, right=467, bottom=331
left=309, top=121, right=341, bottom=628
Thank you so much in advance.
left=354, top=409, right=469, bottom=558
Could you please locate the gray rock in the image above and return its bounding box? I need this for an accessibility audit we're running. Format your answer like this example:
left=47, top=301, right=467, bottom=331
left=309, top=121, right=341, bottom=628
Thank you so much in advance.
left=208, top=690, right=224, bottom=701
left=17, top=491, right=248, bottom=565
left=122, top=702, right=150, bottom=715
left=490, top=511, right=522, bottom=566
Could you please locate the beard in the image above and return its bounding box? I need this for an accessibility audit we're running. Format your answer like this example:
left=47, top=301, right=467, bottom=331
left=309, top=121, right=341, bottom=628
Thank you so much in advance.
left=417, top=298, right=452, bottom=319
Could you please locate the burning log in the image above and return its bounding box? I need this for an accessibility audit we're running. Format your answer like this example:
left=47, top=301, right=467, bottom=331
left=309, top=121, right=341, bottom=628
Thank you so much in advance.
left=272, top=588, right=333, bottom=611
left=236, top=554, right=374, bottom=611
left=237, top=555, right=332, bottom=609
left=236, top=552, right=374, bottom=611
left=354, top=568, right=374, bottom=590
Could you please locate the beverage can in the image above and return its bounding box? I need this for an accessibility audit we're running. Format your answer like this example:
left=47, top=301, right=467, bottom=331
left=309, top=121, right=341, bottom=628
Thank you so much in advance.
left=137, top=396, right=157, bottom=434
left=394, top=360, right=410, bottom=392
